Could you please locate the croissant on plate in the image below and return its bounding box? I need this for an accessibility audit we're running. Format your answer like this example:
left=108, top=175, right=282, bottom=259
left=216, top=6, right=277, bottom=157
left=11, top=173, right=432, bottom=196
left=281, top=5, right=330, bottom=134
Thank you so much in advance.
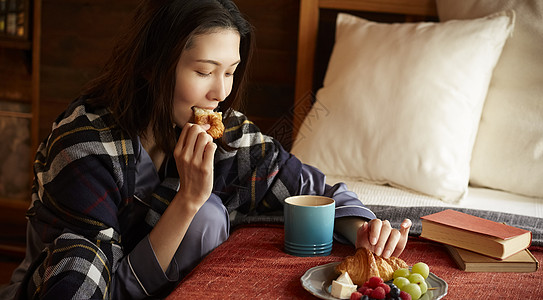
left=335, top=247, right=409, bottom=285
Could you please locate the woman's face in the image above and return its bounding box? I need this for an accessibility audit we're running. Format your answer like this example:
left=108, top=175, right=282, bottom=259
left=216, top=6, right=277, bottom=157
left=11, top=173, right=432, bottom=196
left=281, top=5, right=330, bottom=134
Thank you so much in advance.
left=173, top=28, right=241, bottom=127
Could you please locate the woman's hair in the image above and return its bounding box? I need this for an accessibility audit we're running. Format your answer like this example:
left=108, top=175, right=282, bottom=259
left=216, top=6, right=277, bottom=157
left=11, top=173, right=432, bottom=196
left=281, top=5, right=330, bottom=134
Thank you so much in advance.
left=83, top=0, right=254, bottom=152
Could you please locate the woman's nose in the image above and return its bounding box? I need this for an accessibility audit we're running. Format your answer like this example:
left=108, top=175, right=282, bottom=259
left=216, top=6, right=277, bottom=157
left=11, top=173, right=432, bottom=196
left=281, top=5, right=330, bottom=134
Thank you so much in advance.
left=210, top=76, right=228, bottom=102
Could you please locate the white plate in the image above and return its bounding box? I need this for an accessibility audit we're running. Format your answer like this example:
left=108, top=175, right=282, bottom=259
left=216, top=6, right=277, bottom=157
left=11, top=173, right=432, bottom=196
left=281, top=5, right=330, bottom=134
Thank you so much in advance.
left=301, top=262, right=448, bottom=300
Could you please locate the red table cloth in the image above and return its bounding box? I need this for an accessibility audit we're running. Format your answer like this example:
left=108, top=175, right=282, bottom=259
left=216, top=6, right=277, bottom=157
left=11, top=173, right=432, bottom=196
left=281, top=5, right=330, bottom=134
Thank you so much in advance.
left=167, top=224, right=542, bottom=299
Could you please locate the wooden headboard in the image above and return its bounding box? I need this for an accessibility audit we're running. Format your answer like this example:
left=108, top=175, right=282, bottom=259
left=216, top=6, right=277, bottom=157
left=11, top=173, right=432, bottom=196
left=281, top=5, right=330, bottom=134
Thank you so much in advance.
left=292, top=0, right=437, bottom=141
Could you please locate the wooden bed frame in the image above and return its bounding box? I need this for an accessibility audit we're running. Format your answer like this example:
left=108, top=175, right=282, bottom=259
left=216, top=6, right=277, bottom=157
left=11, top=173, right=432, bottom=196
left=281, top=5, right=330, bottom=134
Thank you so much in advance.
left=293, top=0, right=437, bottom=140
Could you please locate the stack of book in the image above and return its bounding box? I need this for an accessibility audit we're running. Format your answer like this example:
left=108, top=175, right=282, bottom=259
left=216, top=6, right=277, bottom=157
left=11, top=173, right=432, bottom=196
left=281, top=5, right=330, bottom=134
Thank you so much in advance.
left=0, top=0, right=27, bottom=38
left=420, top=209, right=538, bottom=272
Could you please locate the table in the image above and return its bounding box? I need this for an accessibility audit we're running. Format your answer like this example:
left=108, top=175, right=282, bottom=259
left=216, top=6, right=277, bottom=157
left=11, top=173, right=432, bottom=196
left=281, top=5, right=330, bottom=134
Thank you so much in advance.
left=167, top=224, right=542, bottom=299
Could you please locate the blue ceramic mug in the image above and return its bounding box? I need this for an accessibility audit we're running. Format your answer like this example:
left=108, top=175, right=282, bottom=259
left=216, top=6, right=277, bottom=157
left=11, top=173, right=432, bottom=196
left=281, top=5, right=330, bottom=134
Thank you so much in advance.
left=284, top=195, right=335, bottom=257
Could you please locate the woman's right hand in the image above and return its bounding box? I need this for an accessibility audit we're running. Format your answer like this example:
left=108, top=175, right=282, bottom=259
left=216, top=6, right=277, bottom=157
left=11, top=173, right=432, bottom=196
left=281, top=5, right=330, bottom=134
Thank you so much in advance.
left=173, top=123, right=217, bottom=211
left=150, top=123, right=216, bottom=272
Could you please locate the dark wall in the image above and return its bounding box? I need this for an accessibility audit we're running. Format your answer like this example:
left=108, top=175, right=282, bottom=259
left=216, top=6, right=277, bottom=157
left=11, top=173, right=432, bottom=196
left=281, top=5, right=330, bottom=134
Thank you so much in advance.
left=39, top=0, right=139, bottom=140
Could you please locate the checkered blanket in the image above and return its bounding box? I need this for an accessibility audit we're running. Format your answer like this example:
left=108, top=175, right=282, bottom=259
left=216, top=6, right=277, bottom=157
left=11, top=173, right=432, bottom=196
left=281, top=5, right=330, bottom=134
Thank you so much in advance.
left=22, top=98, right=301, bottom=299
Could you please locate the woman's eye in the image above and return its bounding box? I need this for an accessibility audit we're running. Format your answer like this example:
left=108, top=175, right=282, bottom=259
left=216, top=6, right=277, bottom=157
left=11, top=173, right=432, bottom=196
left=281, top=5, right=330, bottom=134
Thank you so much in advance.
left=226, top=69, right=237, bottom=77
left=196, top=71, right=211, bottom=77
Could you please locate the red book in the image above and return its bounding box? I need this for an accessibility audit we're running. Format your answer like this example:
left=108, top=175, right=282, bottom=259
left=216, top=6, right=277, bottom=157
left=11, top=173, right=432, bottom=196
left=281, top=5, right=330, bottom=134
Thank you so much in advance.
left=420, top=209, right=532, bottom=259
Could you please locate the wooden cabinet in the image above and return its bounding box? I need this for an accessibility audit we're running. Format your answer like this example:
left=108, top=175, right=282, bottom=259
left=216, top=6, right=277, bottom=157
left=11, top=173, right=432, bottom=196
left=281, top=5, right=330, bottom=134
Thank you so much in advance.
left=0, top=0, right=40, bottom=257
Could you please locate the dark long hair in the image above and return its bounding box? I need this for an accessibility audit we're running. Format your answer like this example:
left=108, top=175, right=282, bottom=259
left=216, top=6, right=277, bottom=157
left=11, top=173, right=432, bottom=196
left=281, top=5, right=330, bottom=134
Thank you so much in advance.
left=83, top=0, right=254, bottom=152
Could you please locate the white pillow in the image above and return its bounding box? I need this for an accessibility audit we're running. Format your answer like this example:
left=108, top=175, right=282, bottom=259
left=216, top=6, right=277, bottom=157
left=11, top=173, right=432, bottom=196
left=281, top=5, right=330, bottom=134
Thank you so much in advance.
left=437, top=0, right=543, bottom=199
left=291, top=12, right=514, bottom=203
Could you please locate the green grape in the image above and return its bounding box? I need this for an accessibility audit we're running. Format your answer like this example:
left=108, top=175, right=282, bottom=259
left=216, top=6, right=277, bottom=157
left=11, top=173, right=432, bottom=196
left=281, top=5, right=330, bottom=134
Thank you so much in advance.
left=419, top=280, right=428, bottom=294
left=392, top=277, right=410, bottom=289
left=407, top=273, right=425, bottom=285
left=401, top=283, right=422, bottom=300
left=411, top=262, right=430, bottom=279
left=393, top=268, right=410, bottom=279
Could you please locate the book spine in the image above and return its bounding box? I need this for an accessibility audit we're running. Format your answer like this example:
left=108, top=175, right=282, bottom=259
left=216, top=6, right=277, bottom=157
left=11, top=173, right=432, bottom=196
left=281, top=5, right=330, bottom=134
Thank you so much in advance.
left=0, top=0, right=7, bottom=34
left=5, top=0, right=15, bottom=36
left=2, top=0, right=25, bottom=37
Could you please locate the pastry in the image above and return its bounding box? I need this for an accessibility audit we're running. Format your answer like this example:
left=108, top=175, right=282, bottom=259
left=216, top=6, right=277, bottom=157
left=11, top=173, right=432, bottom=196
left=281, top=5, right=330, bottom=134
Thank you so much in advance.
left=335, top=248, right=408, bottom=285
left=192, top=107, right=224, bottom=139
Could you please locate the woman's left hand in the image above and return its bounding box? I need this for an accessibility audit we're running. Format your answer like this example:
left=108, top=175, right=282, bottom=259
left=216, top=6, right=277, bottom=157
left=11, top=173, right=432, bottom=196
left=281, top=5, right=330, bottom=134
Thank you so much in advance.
left=355, top=218, right=412, bottom=258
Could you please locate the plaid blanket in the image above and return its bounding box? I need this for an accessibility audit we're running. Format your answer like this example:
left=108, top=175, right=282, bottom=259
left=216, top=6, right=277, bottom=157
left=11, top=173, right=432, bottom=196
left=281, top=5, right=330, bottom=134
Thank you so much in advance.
left=22, top=98, right=301, bottom=299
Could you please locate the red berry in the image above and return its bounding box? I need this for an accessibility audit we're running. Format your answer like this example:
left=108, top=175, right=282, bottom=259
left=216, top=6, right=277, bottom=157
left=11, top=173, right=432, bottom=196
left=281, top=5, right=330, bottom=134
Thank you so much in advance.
left=363, top=288, right=373, bottom=296
left=357, top=286, right=369, bottom=294
left=399, top=290, right=412, bottom=300
left=378, top=282, right=391, bottom=295
left=350, top=291, right=363, bottom=300
left=367, top=276, right=383, bottom=288
left=370, top=286, right=386, bottom=300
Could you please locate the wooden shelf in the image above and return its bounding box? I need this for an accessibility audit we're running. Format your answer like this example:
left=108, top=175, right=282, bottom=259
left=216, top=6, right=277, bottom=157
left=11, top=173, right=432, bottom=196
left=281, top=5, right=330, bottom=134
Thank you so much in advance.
left=0, top=37, right=32, bottom=50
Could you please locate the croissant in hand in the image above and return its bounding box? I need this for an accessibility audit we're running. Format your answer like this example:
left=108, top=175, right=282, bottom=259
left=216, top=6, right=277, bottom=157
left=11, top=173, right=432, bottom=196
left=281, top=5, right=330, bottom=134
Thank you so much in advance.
left=192, top=107, right=225, bottom=139
left=335, top=247, right=408, bottom=285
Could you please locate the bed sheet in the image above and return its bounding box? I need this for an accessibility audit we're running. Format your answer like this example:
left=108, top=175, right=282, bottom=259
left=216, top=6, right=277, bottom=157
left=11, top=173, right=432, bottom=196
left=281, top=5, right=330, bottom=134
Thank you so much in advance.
left=327, top=175, right=543, bottom=218
left=326, top=175, right=543, bottom=246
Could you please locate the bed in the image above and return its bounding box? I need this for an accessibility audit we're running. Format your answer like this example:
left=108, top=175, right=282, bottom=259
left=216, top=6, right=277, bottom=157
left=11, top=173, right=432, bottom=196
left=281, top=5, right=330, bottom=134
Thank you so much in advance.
left=289, top=0, right=543, bottom=245
left=167, top=0, right=543, bottom=298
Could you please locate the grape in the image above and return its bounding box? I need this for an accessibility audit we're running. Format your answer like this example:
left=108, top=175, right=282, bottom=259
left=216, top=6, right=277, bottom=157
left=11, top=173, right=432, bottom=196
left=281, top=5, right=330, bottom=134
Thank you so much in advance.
left=411, top=262, right=430, bottom=279
left=389, top=286, right=401, bottom=297
left=393, top=268, right=410, bottom=279
left=407, top=273, right=425, bottom=285
left=401, top=283, right=422, bottom=300
left=418, top=280, right=428, bottom=294
left=392, top=277, right=410, bottom=289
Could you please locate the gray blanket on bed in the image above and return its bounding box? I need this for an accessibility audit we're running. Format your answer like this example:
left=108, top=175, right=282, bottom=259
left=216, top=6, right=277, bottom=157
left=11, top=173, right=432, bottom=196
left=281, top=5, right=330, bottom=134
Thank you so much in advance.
left=232, top=206, right=543, bottom=246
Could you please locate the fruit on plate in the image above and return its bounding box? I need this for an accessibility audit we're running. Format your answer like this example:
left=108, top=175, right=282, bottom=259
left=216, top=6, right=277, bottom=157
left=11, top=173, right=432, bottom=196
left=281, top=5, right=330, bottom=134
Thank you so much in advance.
left=351, top=261, right=431, bottom=300
left=392, top=276, right=410, bottom=289
left=393, top=268, right=410, bottom=279
left=356, top=277, right=405, bottom=300
left=411, top=262, right=430, bottom=279
left=392, top=261, right=431, bottom=300
left=402, top=283, right=422, bottom=300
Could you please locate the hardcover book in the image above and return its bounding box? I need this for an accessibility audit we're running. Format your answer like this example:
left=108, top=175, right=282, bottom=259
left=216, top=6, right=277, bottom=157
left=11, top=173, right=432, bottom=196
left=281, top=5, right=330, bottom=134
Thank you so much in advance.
left=446, top=245, right=539, bottom=272
left=420, top=209, right=532, bottom=259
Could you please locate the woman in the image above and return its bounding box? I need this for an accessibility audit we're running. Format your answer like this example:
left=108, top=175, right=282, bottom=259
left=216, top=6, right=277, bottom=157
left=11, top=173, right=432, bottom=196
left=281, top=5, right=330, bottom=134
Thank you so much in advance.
left=1, top=0, right=411, bottom=298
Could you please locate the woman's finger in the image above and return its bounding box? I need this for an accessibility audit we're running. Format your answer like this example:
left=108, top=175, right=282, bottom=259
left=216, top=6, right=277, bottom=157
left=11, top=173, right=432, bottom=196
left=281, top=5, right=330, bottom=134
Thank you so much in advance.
left=193, top=131, right=212, bottom=161
left=177, top=123, right=192, bottom=148
left=203, top=141, right=217, bottom=169
left=374, top=219, right=392, bottom=256
left=368, top=219, right=382, bottom=246
left=392, top=218, right=412, bottom=257
left=382, top=229, right=401, bottom=258
left=355, top=221, right=369, bottom=249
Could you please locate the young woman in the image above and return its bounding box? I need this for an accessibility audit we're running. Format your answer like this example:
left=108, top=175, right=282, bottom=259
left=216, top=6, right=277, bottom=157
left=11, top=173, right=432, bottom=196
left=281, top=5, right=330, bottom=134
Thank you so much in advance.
left=1, top=0, right=411, bottom=298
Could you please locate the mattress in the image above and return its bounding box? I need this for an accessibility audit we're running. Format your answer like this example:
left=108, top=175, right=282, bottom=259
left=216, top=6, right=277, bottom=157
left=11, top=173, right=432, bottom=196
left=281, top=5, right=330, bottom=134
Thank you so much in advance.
left=326, top=175, right=543, bottom=246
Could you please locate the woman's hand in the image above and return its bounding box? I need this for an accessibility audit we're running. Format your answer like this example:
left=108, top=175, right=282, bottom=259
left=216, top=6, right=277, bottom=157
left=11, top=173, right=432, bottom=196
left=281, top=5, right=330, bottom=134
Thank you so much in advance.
left=355, top=218, right=412, bottom=258
left=150, top=123, right=216, bottom=272
left=173, top=123, right=217, bottom=210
